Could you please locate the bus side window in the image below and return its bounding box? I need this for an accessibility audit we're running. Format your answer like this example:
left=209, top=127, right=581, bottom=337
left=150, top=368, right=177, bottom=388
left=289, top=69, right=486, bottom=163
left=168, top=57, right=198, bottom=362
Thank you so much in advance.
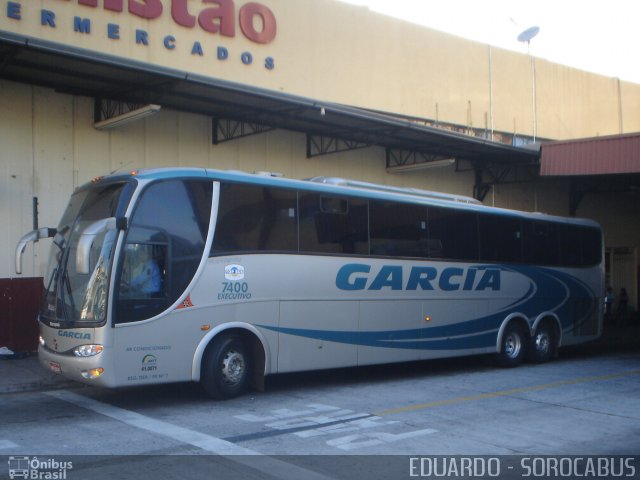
left=427, top=207, right=479, bottom=261
left=211, top=183, right=297, bottom=254
left=479, top=215, right=523, bottom=263
left=299, top=193, right=368, bottom=255
left=523, top=220, right=560, bottom=266
left=580, top=226, right=602, bottom=266
left=559, top=224, right=582, bottom=266
left=559, top=224, right=602, bottom=267
left=370, top=200, right=429, bottom=258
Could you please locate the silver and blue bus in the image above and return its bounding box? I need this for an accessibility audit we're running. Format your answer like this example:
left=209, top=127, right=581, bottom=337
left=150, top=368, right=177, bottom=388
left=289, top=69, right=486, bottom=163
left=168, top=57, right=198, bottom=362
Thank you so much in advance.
left=16, top=168, right=603, bottom=398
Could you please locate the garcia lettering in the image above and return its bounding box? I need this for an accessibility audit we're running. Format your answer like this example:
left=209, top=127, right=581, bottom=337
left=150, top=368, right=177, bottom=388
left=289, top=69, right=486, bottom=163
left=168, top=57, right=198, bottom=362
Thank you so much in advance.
left=336, top=264, right=501, bottom=292
left=58, top=330, right=92, bottom=340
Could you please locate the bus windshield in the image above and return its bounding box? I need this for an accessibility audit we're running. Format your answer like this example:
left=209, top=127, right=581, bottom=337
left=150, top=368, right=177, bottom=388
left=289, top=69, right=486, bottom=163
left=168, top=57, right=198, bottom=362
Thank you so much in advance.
left=41, top=182, right=131, bottom=326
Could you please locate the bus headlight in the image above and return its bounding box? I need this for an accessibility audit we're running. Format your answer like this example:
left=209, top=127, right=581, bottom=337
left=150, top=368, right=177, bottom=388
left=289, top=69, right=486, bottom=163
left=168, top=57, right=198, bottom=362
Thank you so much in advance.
left=73, top=344, right=104, bottom=357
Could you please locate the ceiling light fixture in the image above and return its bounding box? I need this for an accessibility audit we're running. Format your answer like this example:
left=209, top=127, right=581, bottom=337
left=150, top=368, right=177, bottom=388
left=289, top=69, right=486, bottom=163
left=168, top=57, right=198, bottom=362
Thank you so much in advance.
left=94, top=104, right=161, bottom=130
left=387, top=158, right=456, bottom=173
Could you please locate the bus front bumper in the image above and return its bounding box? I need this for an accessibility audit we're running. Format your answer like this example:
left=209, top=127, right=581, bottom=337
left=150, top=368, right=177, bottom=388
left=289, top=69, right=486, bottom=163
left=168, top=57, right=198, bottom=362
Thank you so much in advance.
left=38, top=346, right=113, bottom=387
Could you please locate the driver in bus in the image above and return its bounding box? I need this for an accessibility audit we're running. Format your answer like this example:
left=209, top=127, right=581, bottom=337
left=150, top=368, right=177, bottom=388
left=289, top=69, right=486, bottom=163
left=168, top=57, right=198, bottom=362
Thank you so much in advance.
left=127, top=246, right=162, bottom=296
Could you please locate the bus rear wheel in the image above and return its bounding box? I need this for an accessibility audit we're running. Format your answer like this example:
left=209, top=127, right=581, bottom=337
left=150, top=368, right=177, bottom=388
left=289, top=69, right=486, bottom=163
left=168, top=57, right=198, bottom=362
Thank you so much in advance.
left=496, top=323, right=527, bottom=367
left=201, top=335, right=252, bottom=399
left=527, top=321, right=558, bottom=363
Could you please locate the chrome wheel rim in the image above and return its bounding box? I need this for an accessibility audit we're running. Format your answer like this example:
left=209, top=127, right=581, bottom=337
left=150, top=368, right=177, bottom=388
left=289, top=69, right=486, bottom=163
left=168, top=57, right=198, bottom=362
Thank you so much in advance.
left=535, top=331, right=551, bottom=355
left=504, top=332, right=522, bottom=359
left=221, top=350, right=245, bottom=385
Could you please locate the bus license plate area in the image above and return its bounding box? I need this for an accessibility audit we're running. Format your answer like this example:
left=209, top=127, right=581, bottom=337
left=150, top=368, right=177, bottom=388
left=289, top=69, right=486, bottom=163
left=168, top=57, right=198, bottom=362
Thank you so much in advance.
left=49, top=361, right=61, bottom=374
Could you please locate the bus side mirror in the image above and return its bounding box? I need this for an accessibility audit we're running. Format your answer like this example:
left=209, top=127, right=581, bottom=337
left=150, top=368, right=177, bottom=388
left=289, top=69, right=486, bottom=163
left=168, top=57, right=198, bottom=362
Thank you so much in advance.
left=15, top=227, right=57, bottom=274
left=76, top=217, right=125, bottom=274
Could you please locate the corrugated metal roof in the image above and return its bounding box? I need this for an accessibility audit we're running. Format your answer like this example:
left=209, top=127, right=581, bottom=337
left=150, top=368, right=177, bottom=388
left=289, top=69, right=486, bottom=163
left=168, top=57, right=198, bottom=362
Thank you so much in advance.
left=0, top=32, right=538, bottom=166
left=540, top=132, right=640, bottom=176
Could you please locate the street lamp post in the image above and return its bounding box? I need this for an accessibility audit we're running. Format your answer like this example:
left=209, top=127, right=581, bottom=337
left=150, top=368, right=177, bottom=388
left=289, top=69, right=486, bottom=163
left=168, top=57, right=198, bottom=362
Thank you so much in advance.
left=518, top=26, right=540, bottom=143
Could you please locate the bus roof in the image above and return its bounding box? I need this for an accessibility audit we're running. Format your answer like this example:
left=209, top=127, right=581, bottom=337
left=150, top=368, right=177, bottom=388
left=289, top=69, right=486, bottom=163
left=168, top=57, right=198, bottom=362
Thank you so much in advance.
left=90, top=167, right=601, bottom=228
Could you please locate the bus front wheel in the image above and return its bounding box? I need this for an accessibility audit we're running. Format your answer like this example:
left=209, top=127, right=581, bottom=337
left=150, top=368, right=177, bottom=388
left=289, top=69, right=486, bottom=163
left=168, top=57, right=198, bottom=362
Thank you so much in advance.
left=496, top=323, right=527, bottom=367
left=201, top=335, right=252, bottom=399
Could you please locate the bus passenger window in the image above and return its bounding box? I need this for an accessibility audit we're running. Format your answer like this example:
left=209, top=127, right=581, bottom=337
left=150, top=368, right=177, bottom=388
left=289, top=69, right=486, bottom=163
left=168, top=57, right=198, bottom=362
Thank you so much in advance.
left=559, top=224, right=602, bottom=267
left=580, top=227, right=602, bottom=266
left=427, top=207, right=479, bottom=261
left=212, top=184, right=298, bottom=254
left=523, top=221, right=559, bottom=266
left=370, top=200, right=429, bottom=258
left=299, top=194, right=368, bottom=255
left=479, top=215, right=523, bottom=263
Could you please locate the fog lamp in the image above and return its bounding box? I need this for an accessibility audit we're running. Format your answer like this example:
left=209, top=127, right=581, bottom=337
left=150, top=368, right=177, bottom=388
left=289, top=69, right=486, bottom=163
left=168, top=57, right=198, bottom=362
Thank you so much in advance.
left=81, top=367, right=104, bottom=379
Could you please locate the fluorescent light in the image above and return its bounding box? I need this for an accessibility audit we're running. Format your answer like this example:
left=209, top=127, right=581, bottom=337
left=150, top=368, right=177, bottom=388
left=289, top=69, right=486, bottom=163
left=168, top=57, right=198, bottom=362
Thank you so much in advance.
left=94, top=104, right=161, bottom=130
left=387, top=158, right=455, bottom=173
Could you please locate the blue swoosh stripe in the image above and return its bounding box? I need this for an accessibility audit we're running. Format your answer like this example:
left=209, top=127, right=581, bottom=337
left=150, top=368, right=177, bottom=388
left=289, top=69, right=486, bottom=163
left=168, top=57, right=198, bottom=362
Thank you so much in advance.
left=258, top=265, right=598, bottom=351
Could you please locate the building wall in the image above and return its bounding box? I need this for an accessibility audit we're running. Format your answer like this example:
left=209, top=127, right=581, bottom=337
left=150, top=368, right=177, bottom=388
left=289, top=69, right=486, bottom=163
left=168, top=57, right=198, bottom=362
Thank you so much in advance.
left=2, top=0, right=639, bottom=141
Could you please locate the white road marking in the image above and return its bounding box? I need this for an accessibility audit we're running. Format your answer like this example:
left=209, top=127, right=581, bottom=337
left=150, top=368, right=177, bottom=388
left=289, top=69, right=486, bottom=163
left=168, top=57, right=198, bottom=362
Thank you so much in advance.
left=326, top=428, right=438, bottom=451
left=45, top=390, right=335, bottom=480
left=46, top=390, right=256, bottom=455
left=0, top=439, right=19, bottom=450
left=235, top=403, right=342, bottom=422
left=233, top=403, right=439, bottom=452
left=295, top=416, right=398, bottom=438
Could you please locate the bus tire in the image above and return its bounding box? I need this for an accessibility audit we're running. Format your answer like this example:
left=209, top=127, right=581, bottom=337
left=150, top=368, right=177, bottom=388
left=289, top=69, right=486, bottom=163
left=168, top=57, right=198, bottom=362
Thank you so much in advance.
left=527, top=321, right=558, bottom=363
left=201, top=335, right=252, bottom=399
left=496, top=323, right=527, bottom=368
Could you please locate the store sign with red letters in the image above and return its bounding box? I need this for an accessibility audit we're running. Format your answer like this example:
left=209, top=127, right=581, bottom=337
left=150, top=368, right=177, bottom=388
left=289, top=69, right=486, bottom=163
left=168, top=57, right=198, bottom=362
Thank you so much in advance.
left=4, top=0, right=277, bottom=70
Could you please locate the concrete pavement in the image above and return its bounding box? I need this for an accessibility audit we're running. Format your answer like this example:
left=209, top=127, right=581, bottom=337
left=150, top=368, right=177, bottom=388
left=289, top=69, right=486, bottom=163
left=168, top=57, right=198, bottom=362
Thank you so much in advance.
left=0, top=350, right=76, bottom=394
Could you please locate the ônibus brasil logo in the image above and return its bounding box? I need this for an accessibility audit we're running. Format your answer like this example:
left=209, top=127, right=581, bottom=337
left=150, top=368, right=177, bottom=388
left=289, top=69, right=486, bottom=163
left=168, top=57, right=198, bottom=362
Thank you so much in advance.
left=8, top=456, right=73, bottom=479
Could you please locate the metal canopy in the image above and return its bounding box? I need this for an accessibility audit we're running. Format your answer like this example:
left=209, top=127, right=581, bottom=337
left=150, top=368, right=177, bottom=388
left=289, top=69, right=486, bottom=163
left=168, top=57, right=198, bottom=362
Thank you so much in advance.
left=541, top=133, right=640, bottom=176
left=540, top=135, right=640, bottom=215
left=0, top=33, right=539, bottom=187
